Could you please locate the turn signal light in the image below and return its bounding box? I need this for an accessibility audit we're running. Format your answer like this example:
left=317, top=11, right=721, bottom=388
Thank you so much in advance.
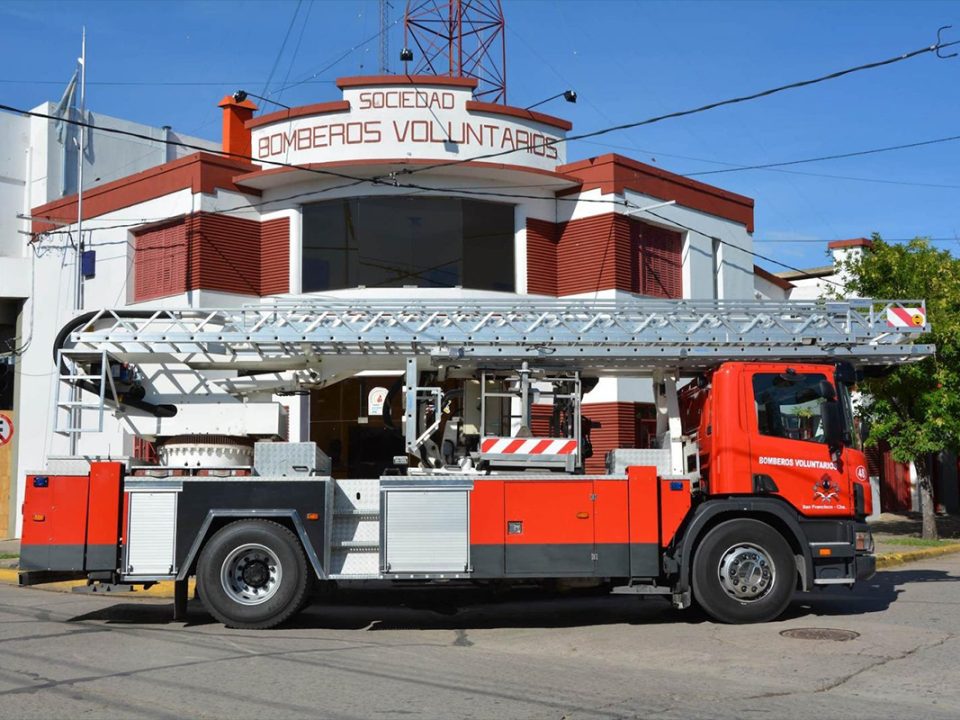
left=818, top=548, right=832, bottom=557
left=32, top=514, right=45, bottom=522
left=306, top=512, right=320, bottom=521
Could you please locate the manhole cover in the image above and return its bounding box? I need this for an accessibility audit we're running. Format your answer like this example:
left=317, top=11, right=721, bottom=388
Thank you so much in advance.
left=780, top=628, right=860, bottom=642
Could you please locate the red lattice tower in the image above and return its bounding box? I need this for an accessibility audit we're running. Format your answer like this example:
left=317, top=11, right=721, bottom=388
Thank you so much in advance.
left=403, top=0, right=507, bottom=104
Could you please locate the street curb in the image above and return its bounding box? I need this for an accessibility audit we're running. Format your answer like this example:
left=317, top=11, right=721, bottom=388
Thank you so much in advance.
left=0, top=567, right=191, bottom=598
left=2, top=544, right=959, bottom=597
left=875, top=543, right=960, bottom=569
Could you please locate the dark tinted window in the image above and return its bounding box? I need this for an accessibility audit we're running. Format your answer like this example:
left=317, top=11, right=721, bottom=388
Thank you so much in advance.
left=302, top=197, right=515, bottom=291
left=753, top=372, right=829, bottom=443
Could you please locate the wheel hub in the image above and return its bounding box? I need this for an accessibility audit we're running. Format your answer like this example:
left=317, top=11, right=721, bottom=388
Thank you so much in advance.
left=718, top=543, right=775, bottom=602
left=220, top=543, right=283, bottom=606
left=241, top=560, right=270, bottom=588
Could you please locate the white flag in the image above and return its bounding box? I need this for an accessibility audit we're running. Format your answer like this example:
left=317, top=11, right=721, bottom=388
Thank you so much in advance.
left=53, top=67, right=79, bottom=144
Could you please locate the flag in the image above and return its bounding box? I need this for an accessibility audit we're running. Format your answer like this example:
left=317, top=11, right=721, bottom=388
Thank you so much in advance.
left=53, top=67, right=79, bottom=144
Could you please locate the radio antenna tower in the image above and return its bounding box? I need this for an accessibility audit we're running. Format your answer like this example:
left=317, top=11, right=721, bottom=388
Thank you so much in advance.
left=379, top=0, right=391, bottom=74
left=403, top=0, right=507, bottom=103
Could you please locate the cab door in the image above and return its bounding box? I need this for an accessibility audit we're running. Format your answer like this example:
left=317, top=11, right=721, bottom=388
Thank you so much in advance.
left=746, top=368, right=852, bottom=516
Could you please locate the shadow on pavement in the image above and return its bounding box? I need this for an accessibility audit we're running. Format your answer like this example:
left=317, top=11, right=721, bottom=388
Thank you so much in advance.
left=67, top=585, right=691, bottom=631
left=65, top=565, right=959, bottom=631
left=787, top=567, right=960, bottom=619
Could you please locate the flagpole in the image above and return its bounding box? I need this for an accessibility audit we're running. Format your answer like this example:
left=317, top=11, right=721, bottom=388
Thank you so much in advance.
left=70, top=27, right=85, bottom=457
left=74, top=27, right=86, bottom=313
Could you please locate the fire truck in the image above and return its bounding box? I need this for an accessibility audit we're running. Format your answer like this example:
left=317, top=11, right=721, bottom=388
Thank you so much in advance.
left=18, top=298, right=931, bottom=628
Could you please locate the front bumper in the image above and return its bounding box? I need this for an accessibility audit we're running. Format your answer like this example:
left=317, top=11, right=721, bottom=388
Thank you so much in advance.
left=854, top=551, right=876, bottom=581
left=854, top=521, right=876, bottom=580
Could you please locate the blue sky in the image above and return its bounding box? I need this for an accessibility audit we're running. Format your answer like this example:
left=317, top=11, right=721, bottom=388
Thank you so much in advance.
left=1, top=0, right=958, bottom=272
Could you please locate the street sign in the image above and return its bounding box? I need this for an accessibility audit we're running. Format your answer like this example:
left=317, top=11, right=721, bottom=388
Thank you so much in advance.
left=0, top=413, right=12, bottom=447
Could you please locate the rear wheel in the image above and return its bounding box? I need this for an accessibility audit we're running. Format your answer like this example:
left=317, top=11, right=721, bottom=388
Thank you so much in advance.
left=197, top=519, right=309, bottom=629
left=691, top=519, right=794, bottom=624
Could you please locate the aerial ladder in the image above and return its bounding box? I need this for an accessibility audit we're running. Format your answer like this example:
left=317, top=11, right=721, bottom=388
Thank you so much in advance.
left=22, top=297, right=931, bottom=628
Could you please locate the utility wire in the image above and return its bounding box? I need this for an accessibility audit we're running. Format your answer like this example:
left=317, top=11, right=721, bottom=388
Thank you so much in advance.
left=0, top=102, right=374, bottom=184
left=578, top=139, right=960, bottom=189
left=260, top=0, right=303, bottom=103
left=276, top=0, right=314, bottom=107
left=0, top=79, right=336, bottom=86
left=688, top=134, right=960, bottom=177
left=642, top=208, right=847, bottom=289
left=395, top=35, right=960, bottom=178
left=272, top=19, right=401, bottom=96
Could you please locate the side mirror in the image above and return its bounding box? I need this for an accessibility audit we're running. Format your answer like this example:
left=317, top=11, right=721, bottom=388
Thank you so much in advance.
left=835, top=361, right=860, bottom=386
left=821, top=401, right=843, bottom=456
left=817, top=380, right=837, bottom=401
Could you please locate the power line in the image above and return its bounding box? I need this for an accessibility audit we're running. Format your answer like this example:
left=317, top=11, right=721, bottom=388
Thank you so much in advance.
left=2, top=103, right=639, bottom=228
left=276, top=0, right=314, bottom=106
left=0, top=79, right=336, bottom=86
left=642, top=208, right=846, bottom=289
left=580, top=139, right=960, bottom=189
left=0, top=102, right=373, bottom=184
left=10, top=97, right=952, bottom=282
left=260, top=0, right=303, bottom=103
left=687, top=134, right=960, bottom=177
left=271, top=19, right=401, bottom=96
left=755, top=236, right=958, bottom=244
left=395, top=34, right=960, bottom=178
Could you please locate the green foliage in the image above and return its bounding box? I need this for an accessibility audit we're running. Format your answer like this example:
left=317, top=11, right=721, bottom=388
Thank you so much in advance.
left=837, top=235, right=960, bottom=464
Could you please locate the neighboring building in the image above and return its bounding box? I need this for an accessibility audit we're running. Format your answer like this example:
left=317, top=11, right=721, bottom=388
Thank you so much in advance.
left=0, top=102, right=216, bottom=537
left=7, top=75, right=758, bottom=535
left=754, top=237, right=959, bottom=515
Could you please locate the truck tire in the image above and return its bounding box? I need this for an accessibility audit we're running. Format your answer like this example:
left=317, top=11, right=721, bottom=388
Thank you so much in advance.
left=691, top=519, right=794, bottom=624
left=196, top=519, right=309, bottom=629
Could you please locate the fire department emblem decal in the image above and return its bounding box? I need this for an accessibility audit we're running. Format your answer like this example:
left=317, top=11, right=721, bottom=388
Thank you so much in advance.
left=814, top=477, right=840, bottom=503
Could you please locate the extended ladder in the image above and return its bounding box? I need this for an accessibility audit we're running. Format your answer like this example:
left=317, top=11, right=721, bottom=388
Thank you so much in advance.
left=60, top=297, right=932, bottom=372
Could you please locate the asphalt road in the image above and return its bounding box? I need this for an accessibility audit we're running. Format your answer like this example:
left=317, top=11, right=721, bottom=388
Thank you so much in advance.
left=0, top=556, right=958, bottom=720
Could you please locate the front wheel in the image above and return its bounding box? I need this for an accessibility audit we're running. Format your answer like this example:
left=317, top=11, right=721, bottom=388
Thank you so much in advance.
left=691, top=519, right=795, bottom=624
left=197, top=519, right=309, bottom=629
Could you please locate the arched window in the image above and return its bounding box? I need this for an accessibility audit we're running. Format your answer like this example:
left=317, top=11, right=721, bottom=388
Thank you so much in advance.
left=302, top=197, right=515, bottom=292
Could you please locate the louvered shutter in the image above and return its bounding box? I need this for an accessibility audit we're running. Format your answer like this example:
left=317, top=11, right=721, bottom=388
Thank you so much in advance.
left=134, top=221, right=188, bottom=301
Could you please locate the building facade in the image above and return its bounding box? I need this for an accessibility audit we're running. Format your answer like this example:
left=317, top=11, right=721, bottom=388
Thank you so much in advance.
left=9, top=75, right=757, bottom=535
left=0, top=102, right=215, bottom=537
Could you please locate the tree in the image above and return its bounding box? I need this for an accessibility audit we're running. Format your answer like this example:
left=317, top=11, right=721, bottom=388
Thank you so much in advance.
left=836, top=235, right=960, bottom=539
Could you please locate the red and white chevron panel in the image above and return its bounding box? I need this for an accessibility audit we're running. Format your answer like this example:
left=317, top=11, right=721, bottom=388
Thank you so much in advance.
left=480, top=437, right=578, bottom=456
left=886, top=306, right=926, bottom=328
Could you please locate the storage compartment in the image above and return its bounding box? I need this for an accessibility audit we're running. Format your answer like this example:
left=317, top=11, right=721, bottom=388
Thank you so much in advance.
left=20, top=473, right=90, bottom=572
left=382, top=482, right=470, bottom=573
left=254, top=442, right=332, bottom=477
left=125, top=491, right=178, bottom=576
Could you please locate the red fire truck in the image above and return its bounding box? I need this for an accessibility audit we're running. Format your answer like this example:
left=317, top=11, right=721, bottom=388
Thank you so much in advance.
left=18, top=298, right=931, bottom=628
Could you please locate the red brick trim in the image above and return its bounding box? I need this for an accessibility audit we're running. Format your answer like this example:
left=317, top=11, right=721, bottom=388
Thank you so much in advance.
left=827, top=238, right=873, bottom=250
left=465, top=101, right=572, bottom=131
left=754, top=264, right=794, bottom=291
left=246, top=101, right=352, bottom=130
left=31, top=153, right=260, bottom=234
left=336, top=75, right=478, bottom=89
left=557, top=154, right=755, bottom=232
left=233, top=157, right=579, bottom=186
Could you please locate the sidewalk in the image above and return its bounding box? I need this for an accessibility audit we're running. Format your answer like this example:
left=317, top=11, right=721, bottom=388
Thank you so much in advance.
left=0, top=538, right=20, bottom=569
left=869, top=511, right=960, bottom=553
